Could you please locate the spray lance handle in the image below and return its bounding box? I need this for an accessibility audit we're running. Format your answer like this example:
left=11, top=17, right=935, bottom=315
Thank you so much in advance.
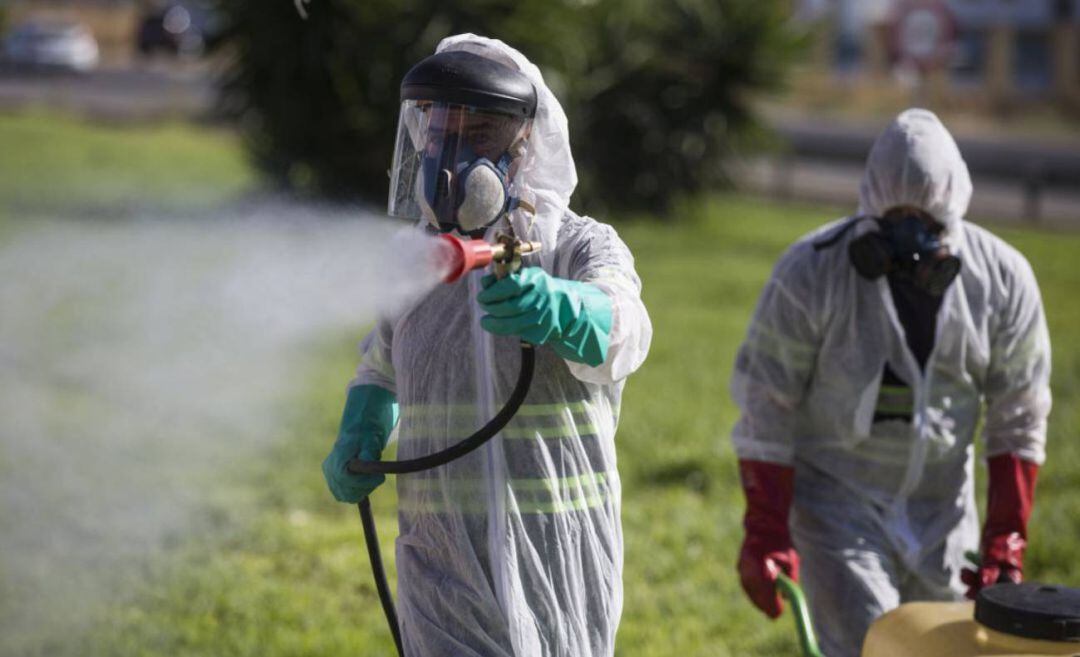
left=438, top=233, right=542, bottom=283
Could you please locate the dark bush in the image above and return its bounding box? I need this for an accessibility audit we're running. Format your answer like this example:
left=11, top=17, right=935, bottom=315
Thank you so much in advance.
left=565, top=0, right=804, bottom=212
left=212, top=0, right=802, bottom=212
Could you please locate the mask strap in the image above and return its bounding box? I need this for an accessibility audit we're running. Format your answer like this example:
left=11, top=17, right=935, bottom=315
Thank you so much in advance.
left=513, top=198, right=536, bottom=215
left=501, top=147, right=538, bottom=237
left=813, top=215, right=870, bottom=252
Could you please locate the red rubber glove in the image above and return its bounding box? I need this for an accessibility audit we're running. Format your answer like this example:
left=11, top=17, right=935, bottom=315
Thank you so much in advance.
left=737, top=459, right=799, bottom=619
left=961, top=453, right=1039, bottom=598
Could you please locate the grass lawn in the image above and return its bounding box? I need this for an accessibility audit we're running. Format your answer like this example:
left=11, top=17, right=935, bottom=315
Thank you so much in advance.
left=0, top=112, right=254, bottom=213
left=2, top=112, right=1077, bottom=657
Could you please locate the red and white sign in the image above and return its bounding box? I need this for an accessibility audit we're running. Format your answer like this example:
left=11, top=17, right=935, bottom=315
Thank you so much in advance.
left=890, top=0, right=957, bottom=72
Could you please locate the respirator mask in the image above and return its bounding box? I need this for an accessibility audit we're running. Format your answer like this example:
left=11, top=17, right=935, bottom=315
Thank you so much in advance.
left=387, top=51, right=537, bottom=237
left=847, top=211, right=962, bottom=296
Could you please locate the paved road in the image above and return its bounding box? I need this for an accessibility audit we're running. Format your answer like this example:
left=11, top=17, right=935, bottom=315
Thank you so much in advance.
left=761, top=113, right=1080, bottom=227
left=772, top=113, right=1080, bottom=188
left=732, top=155, right=1080, bottom=229
left=0, top=64, right=213, bottom=120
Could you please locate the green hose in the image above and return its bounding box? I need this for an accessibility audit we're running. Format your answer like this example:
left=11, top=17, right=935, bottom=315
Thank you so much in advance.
left=776, top=573, right=826, bottom=657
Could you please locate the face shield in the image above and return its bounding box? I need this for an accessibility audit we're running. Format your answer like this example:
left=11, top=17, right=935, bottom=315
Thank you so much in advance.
left=388, top=50, right=538, bottom=236
left=388, top=101, right=531, bottom=235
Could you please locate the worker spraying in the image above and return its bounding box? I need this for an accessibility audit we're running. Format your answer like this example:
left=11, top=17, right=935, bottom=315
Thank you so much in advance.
left=321, top=34, right=652, bottom=657
left=729, top=109, right=1051, bottom=657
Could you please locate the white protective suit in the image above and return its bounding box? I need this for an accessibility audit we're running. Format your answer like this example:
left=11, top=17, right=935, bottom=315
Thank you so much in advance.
left=730, top=109, right=1051, bottom=657
left=353, top=35, right=652, bottom=657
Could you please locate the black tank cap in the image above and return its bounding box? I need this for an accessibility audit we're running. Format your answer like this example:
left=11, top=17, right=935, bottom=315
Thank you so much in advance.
left=401, top=51, right=537, bottom=118
left=975, top=582, right=1080, bottom=642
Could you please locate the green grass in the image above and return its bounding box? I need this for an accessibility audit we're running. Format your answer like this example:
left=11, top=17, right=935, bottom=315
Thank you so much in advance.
left=0, top=112, right=254, bottom=213
left=2, top=112, right=1078, bottom=657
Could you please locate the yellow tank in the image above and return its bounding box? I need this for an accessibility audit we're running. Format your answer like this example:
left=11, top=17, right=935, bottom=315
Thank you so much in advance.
left=862, top=601, right=1080, bottom=657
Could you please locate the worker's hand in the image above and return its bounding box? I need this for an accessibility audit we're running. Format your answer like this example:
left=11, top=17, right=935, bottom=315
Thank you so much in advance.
left=477, top=267, right=612, bottom=366
left=737, top=459, right=798, bottom=619
left=321, top=385, right=397, bottom=503
left=961, top=534, right=1025, bottom=598
left=322, top=436, right=385, bottom=503
left=960, top=453, right=1038, bottom=599
left=738, top=537, right=800, bottom=618
left=477, top=268, right=570, bottom=344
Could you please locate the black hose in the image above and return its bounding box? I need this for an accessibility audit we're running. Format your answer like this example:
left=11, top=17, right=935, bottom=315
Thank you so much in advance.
left=348, top=343, right=536, bottom=657
left=346, top=344, right=535, bottom=475
left=358, top=497, right=403, bottom=656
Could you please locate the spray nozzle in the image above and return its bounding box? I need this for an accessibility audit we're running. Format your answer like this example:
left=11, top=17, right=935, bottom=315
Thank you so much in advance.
left=437, top=233, right=542, bottom=283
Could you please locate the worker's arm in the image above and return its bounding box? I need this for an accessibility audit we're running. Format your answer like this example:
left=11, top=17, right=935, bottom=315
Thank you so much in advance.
left=964, top=255, right=1050, bottom=596
left=565, top=222, right=651, bottom=384
left=322, top=321, right=400, bottom=503
left=477, top=267, right=615, bottom=367
left=731, top=244, right=822, bottom=618
left=981, top=254, right=1051, bottom=464
left=477, top=216, right=651, bottom=385
left=730, top=245, right=821, bottom=466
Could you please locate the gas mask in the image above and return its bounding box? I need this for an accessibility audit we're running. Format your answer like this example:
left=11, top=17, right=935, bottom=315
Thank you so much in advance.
left=388, top=51, right=537, bottom=237
left=848, top=213, right=962, bottom=296
left=415, top=141, right=515, bottom=237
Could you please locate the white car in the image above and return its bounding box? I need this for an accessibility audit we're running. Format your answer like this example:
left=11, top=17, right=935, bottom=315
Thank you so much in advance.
left=2, top=21, right=100, bottom=73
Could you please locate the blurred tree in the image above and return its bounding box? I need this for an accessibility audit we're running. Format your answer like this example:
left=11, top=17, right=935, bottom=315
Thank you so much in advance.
left=212, top=0, right=802, bottom=212
left=567, top=0, right=804, bottom=212
left=211, top=0, right=579, bottom=200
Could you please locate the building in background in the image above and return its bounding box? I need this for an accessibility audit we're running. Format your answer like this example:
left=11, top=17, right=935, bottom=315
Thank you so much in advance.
left=799, top=0, right=1080, bottom=111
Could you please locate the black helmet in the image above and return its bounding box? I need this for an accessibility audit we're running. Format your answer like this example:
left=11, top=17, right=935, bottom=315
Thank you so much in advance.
left=400, top=50, right=537, bottom=119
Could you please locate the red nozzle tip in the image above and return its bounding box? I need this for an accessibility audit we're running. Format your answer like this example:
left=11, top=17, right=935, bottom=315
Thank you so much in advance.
left=438, top=234, right=495, bottom=283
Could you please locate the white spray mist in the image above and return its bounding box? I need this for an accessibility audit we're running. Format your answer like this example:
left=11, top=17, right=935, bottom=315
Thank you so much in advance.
left=0, top=201, right=451, bottom=652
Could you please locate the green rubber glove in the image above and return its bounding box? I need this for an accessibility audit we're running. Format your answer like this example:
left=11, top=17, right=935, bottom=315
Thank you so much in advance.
left=477, top=267, right=613, bottom=367
left=321, top=385, right=399, bottom=503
